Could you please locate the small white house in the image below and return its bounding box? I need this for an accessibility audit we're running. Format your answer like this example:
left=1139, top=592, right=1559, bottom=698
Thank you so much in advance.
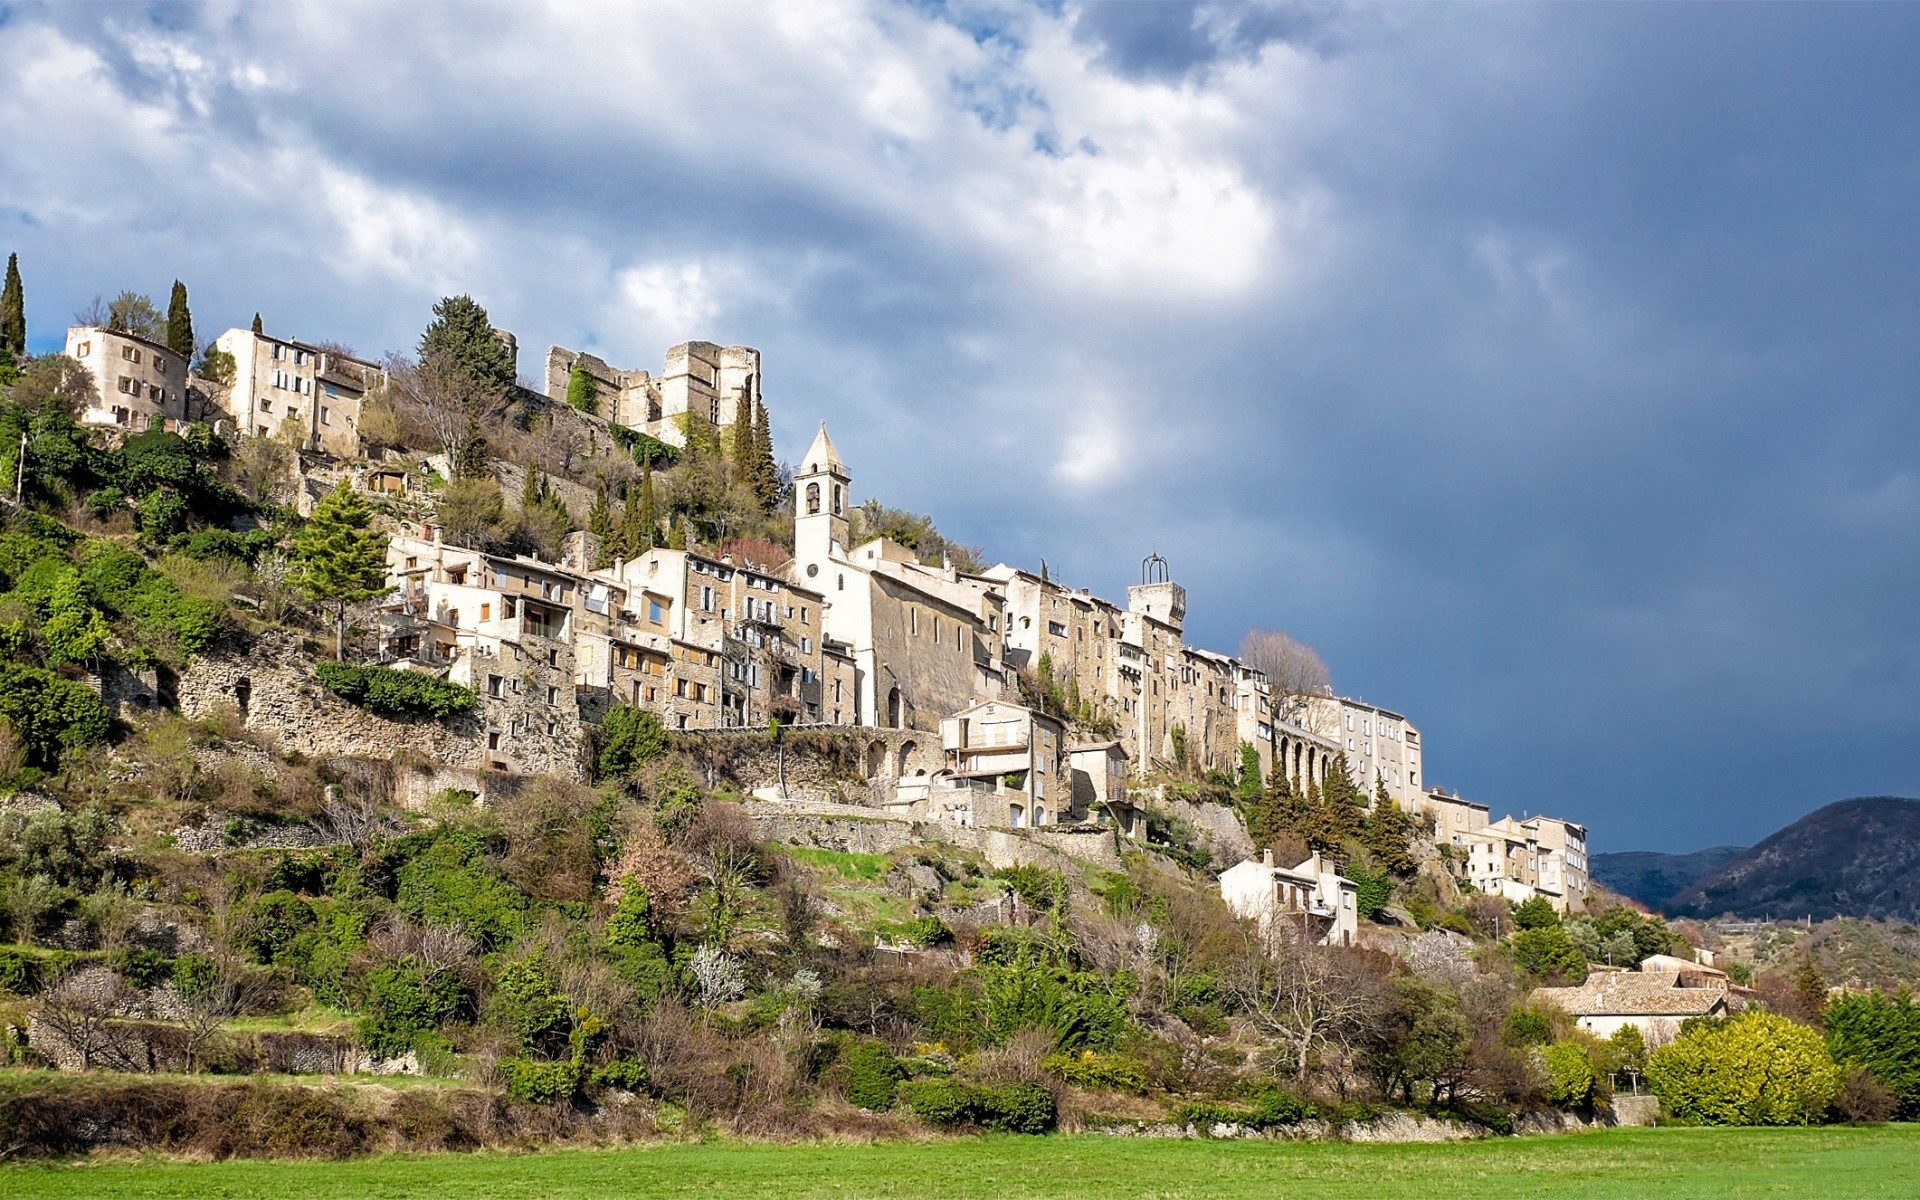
left=1219, top=849, right=1359, bottom=947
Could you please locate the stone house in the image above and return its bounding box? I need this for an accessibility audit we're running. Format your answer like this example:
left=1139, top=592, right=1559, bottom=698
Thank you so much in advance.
left=1531, top=970, right=1728, bottom=1044
left=212, top=326, right=383, bottom=458
left=64, top=325, right=187, bottom=431
left=1455, top=813, right=1589, bottom=913
left=1067, top=740, right=1137, bottom=835
left=1411, top=787, right=1492, bottom=848
left=932, top=699, right=1069, bottom=828
left=374, top=536, right=583, bottom=776
left=1218, top=849, right=1360, bottom=947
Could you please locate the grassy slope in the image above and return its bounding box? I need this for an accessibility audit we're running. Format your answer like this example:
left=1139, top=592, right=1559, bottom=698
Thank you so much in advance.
left=5, top=1127, right=1917, bottom=1200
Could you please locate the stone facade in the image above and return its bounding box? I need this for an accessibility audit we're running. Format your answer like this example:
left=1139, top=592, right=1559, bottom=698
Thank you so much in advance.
left=544, top=340, right=761, bottom=451
left=65, top=325, right=188, bottom=431
left=212, top=327, right=384, bottom=458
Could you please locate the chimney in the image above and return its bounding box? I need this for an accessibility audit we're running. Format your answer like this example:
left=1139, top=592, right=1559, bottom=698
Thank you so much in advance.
left=1261, top=849, right=1274, bottom=867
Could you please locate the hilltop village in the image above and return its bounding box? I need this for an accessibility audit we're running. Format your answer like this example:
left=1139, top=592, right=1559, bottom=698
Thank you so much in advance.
left=60, top=302, right=1592, bottom=923
left=7, top=275, right=1848, bottom=1155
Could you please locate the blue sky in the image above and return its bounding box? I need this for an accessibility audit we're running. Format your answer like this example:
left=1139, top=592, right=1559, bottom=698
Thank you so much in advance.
left=3, top=2, right=1917, bottom=852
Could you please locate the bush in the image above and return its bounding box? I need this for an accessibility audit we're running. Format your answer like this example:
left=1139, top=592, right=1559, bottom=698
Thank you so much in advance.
left=0, top=662, right=111, bottom=767
left=314, top=662, right=476, bottom=720
left=898, top=914, right=952, bottom=948
left=843, top=1040, right=905, bottom=1111
left=897, top=1078, right=1056, bottom=1133
left=1043, top=1049, right=1149, bottom=1094
left=1647, top=1011, right=1840, bottom=1125
left=1174, top=1087, right=1314, bottom=1131
left=1513, top=896, right=1560, bottom=929
left=355, top=958, right=469, bottom=1061
left=1510, top=925, right=1586, bottom=983
left=1542, top=1040, right=1602, bottom=1109
left=501, top=1056, right=583, bottom=1104
left=1831, top=1064, right=1898, bottom=1124
left=1825, top=991, right=1920, bottom=1118
left=590, top=1058, right=650, bottom=1093
left=597, top=704, right=667, bottom=779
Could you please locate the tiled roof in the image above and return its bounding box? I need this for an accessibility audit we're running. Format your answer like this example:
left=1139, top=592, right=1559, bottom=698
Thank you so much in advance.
left=1532, top=971, right=1728, bottom=1018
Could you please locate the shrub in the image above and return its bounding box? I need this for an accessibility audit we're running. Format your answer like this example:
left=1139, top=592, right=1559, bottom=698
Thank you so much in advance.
left=1825, top=991, right=1920, bottom=1118
left=590, top=1058, right=650, bottom=1093
left=0, top=662, right=111, bottom=767
left=1513, top=896, right=1560, bottom=929
left=501, top=1057, right=583, bottom=1104
left=898, top=914, right=952, bottom=948
left=314, top=662, right=476, bottom=720
left=843, top=1040, right=904, bottom=1111
left=1831, top=1064, right=1898, bottom=1125
left=597, top=704, right=667, bottom=779
left=355, top=958, right=469, bottom=1061
left=1542, top=1040, right=1602, bottom=1109
left=0, top=945, right=41, bottom=994
left=1647, top=1010, right=1840, bottom=1125
left=1174, top=1087, right=1314, bottom=1131
left=898, top=1078, right=1056, bottom=1133
left=898, top=1078, right=976, bottom=1126
left=1043, top=1049, right=1149, bottom=1094
left=1510, top=925, right=1586, bottom=983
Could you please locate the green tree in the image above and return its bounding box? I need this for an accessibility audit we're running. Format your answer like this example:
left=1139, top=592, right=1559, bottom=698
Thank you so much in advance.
left=1825, top=991, right=1920, bottom=1118
left=438, top=477, right=504, bottom=549
left=729, top=401, right=755, bottom=483
left=419, top=295, right=516, bottom=392
left=520, top=465, right=545, bottom=512
left=0, top=252, right=24, bottom=359
left=586, top=481, right=614, bottom=566
left=164, top=280, right=193, bottom=359
left=626, top=461, right=657, bottom=553
left=1514, top=896, right=1561, bottom=930
left=291, top=480, right=391, bottom=659
left=1360, top=786, right=1417, bottom=876
left=1542, top=1039, right=1603, bottom=1109
left=1317, top=755, right=1366, bottom=844
left=1511, top=924, right=1586, bottom=983
left=250, top=312, right=264, bottom=335
left=565, top=362, right=599, bottom=414
left=42, top=568, right=112, bottom=669
left=599, top=704, right=668, bottom=779
left=1234, top=743, right=1263, bottom=809
left=0, top=662, right=111, bottom=767
left=751, top=402, right=778, bottom=513
left=106, top=291, right=162, bottom=341
left=1648, top=1010, right=1841, bottom=1126
left=196, top=344, right=236, bottom=386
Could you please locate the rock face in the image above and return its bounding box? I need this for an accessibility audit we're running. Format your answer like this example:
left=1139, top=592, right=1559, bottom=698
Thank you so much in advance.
left=1666, top=796, right=1920, bottom=921
left=1591, top=845, right=1748, bottom=910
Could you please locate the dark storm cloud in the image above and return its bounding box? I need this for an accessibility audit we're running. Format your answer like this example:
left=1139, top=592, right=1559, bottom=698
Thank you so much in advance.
left=1, top=2, right=1915, bottom=851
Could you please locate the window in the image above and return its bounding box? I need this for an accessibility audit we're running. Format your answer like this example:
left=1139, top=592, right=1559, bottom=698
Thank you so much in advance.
left=320, top=406, right=331, bottom=425
left=154, top=357, right=168, bottom=374
left=709, top=397, right=720, bottom=424
left=701, top=586, right=715, bottom=611
left=75, top=341, right=89, bottom=356
left=910, top=609, right=918, bottom=637
left=805, top=481, right=820, bottom=515
left=122, top=345, right=140, bottom=362
left=488, top=675, right=503, bottom=698
left=547, top=686, right=559, bottom=706
left=649, top=599, right=664, bottom=624
left=479, top=603, right=491, bottom=621
left=503, top=597, right=516, bottom=618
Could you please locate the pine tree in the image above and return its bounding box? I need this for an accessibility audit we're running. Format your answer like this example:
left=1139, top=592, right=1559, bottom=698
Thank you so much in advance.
left=521, top=465, right=544, bottom=512
left=419, top=294, right=515, bottom=391
left=751, top=402, right=778, bottom=513
left=0, top=252, right=25, bottom=359
left=1360, top=784, right=1417, bottom=877
left=729, top=399, right=754, bottom=482
left=291, top=481, right=392, bottom=660
left=1319, top=754, right=1366, bottom=845
left=251, top=312, right=264, bottom=335
left=164, top=280, right=193, bottom=359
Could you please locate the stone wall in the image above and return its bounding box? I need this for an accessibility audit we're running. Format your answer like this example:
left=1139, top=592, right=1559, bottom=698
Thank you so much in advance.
left=675, top=726, right=936, bottom=807
left=745, top=798, right=1123, bottom=872
left=176, top=630, right=585, bottom=787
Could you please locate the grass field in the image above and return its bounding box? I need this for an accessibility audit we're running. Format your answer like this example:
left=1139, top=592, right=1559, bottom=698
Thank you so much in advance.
left=4, top=1126, right=1916, bottom=1200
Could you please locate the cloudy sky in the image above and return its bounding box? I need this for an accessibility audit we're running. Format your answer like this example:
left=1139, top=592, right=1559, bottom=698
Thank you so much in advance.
left=4, top=2, right=1917, bottom=851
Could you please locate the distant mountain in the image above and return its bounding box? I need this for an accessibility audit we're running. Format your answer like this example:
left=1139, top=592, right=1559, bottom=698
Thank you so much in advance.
left=1591, top=845, right=1748, bottom=910
left=1665, top=797, right=1920, bottom=921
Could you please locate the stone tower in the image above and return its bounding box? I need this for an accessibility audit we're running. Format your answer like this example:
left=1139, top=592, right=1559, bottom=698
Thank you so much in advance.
left=794, top=423, right=850, bottom=571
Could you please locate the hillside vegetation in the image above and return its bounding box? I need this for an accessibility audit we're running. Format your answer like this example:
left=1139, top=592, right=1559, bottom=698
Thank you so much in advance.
left=1669, top=798, right=1920, bottom=921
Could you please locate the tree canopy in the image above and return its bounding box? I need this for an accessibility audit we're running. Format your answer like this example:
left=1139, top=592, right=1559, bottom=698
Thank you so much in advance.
left=291, top=480, right=391, bottom=659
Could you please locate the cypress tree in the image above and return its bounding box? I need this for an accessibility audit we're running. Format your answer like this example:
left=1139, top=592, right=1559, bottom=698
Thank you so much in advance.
left=729, top=399, right=754, bottom=481
left=751, top=402, right=777, bottom=513
left=164, top=280, right=193, bottom=359
left=1319, top=754, right=1365, bottom=845
left=521, top=465, right=545, bottom=512
left=0, top=252, right=25, bottom=358
left=627, top=461, right=657, bottom=551
left=587, top=480, right=614, bottom=547
left=251, top=312, right=264, bottom=335
left=666, top=517, right=687, bottom=551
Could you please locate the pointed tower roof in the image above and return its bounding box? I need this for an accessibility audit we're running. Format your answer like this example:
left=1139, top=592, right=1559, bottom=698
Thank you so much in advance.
left=800, top=422, right=847, bottom=477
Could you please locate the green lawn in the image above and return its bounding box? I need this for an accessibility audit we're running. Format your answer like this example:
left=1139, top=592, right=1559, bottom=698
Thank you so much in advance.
left=4, top=1126, right=1916, bottom=1199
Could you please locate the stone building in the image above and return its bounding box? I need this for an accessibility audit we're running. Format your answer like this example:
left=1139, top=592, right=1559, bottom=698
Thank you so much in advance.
left=1300, top=695, right=1424, bottom=806
left=932, top=699, right=1069, bottom=828
left=373, top=536, right=584, bottom=777
left=64, top=325, right=187, bottom=431
left=1218, top=848, right=1360, bottom=947
left=1411, top=786, right=1492, bottom=848
left=1457, top=813, right=1589, bottom=913
left=211, top=327, right=384, bottom=457
left=544, top=341, right=761, bottom=451
left=790, top=424, right=1001, bottom=732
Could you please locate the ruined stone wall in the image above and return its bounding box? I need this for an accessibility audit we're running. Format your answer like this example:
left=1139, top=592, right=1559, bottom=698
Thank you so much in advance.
left=745, top=798, right=1122, bottom=872
left=177, top=630, right=585, bottom=785
left=674, top=726, right=936, bottom=806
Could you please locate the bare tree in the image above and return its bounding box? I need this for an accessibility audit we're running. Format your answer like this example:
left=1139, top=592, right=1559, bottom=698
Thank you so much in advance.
left=32, top=962, right=129, bottom=1070
left=387, top=350, right=510, bottom=473
left=176, top=882, right=275, bottom=1073
left=1224, top=924, right=1389, bottom=1083
left=1239, top=628, right=1333, bottom=726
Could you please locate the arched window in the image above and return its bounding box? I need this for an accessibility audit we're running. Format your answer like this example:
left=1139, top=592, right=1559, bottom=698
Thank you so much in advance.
left=805, top=481, right=820, bottom=515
